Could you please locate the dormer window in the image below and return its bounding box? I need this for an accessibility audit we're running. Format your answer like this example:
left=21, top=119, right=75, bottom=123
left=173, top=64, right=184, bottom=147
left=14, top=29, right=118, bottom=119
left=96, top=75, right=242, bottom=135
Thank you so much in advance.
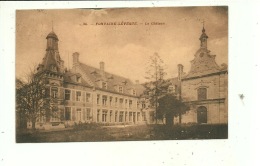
left=51, top=65, right=57, bottom=72
left=76, top=76, right=81, bottom=83
left=133, top=89, right=136, bottom=96
left=102, top=82, right=107, bottom=89
left=119, top=86, right=123, bottom=93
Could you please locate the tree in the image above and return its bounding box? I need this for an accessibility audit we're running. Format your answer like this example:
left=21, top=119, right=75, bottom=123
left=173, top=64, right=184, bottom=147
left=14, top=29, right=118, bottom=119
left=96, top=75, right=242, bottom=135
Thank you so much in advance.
left=16, top=71, right=57, bottom=130
left=157, top=94, right=189, bottom=126
left=144, top=52, right=168, bottom=123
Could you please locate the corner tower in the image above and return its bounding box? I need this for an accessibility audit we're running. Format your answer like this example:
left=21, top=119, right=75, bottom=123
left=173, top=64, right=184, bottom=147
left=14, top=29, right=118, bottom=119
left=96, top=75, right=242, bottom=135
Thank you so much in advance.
left=37, top=30, right=64, bottom=74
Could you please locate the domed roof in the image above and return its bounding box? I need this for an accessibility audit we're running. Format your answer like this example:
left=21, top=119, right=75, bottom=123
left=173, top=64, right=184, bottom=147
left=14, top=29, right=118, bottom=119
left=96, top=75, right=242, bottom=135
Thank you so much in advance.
left=199, top=27, right=208, bottom=40
left=46, top=31, right=58, bottom=40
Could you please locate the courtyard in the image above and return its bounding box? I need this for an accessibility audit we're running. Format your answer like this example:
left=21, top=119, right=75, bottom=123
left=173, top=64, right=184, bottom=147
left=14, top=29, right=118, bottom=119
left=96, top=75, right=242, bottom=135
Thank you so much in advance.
left=16, top=124, right=228, bottom=143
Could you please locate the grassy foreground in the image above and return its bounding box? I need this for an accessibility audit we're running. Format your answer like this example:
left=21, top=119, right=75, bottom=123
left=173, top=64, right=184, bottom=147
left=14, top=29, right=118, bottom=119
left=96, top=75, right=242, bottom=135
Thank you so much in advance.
left=16, top=124, right=228, bottom=143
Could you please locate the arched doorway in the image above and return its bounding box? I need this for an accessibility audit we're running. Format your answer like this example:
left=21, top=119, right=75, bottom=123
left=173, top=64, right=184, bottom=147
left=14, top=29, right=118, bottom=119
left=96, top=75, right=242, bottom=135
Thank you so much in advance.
left=197, top=106, right=207, bottom=124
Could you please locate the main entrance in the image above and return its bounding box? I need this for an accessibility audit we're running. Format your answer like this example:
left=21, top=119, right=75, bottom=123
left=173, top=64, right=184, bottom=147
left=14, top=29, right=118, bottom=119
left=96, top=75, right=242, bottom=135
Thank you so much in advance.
left=197, top=106, right=207, bottom=124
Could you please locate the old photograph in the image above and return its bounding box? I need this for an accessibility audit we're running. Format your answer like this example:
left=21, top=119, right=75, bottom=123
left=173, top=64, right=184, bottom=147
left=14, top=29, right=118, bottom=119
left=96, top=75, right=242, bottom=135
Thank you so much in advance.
left=15, top=7, right=228, bottom=142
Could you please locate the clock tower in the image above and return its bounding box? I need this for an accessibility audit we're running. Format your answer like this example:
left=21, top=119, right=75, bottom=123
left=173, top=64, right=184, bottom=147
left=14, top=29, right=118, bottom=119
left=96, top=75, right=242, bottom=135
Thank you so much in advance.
left=184, top=26, right=221, bottom=78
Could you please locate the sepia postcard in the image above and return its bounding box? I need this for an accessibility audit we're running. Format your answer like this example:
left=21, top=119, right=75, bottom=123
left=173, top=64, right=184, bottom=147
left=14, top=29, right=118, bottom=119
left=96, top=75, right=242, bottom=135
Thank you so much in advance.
left=15, top=7, right=228, bottom=143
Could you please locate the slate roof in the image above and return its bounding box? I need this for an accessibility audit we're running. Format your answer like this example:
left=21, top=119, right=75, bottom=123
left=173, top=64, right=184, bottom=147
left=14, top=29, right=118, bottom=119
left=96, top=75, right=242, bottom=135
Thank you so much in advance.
left=63, top=71, right=92, bottom=87
left=66, top=62, right=144, bottom=96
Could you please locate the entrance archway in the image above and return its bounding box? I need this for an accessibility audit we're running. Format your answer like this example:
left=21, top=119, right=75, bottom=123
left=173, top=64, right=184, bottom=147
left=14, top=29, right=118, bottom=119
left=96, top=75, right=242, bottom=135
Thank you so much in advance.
left=197, top=106, right=207, bottom=124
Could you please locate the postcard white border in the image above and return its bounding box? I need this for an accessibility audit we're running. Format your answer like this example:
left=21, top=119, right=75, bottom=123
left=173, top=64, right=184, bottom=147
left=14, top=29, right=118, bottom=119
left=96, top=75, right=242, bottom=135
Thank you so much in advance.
left=1, top=1, right=260, bottom=166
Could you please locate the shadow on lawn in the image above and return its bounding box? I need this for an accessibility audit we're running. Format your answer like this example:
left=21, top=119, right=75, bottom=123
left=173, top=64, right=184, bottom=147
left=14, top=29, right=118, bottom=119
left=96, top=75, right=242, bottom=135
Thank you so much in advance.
left=151, top=124, right=228, bottom=140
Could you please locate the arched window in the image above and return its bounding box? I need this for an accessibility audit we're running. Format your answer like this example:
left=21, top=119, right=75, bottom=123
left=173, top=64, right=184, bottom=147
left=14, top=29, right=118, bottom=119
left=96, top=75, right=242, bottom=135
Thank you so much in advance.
left=197, top=87, right=207, bottom=100
left=197, top=106, right=207, bottom=124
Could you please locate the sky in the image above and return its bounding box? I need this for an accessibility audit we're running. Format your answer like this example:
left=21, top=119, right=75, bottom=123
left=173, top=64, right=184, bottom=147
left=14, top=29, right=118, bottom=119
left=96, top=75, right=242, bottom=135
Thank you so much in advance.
left=16, top=7, right=228, bottom=83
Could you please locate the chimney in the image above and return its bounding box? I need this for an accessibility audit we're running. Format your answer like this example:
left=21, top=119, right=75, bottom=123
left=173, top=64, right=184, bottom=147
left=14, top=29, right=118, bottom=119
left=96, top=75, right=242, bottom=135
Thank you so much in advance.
left=178, top=64, right=184, bottom=81
left=100, top=61, right=105, bottom=72
left=72, top=52, right=79, bottom=65
left=135, top=80, right=139, bottom=84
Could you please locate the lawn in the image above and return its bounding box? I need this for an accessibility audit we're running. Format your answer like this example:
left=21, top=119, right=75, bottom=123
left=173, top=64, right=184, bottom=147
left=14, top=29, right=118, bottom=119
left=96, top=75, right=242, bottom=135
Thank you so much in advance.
left=16, top=124, right=228, bottom=143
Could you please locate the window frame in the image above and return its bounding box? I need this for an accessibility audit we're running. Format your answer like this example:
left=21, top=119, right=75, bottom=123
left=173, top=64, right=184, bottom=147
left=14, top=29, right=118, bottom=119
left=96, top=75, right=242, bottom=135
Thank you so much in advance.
left=86, top=93, right=91, bottom=102
left=76, top=91, right=82, bottom=101
left=197, top=87, right=207, bottom=101
left=119, top=86, right=123, bottom=93
left=64, top=89, right=71, bottom=101
left=102, top=82, right=108, bottom=89
left=65, top=107, right=71, bottom=120
left=51, top=87, right=58, bottom=99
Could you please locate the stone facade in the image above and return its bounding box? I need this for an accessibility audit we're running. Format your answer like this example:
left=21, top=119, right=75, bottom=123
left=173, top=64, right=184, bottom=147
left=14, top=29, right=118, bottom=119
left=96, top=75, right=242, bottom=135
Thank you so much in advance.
left=175, top=26, right=228, bottom=124
left=28, top=31, right=151, bottom=130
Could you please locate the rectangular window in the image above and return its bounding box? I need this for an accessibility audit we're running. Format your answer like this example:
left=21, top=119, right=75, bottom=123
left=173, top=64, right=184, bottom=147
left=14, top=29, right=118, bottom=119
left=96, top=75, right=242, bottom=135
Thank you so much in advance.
left=125, top=112, right=128, bottom=122
left=115, top=97, right=118, bottom=107
left=51, top=87, right=58, bottom=99
left=86, top=108, right=91, bottom=120
left=102, top=110, right=108, bottom=122
left=110, top=110, right=113, bottom=122
left=115, top=111, right=118, bottom=122
left=129, top=100, right=132, bottom=108
left=137, top=112, right=141, bottom=121
left=76, top=91, right=81, bottom=101
left=86, top=93, right=91, bottom=102
left=65, top=89, right=71, bottom=100
left=198, top=88, right=207, bottom=100
left=97, top=94, right=100, bottom=105
left=65, top=107, right=71, bottom=120
left=97, top=109, right=100, bottom=122
left=119, top=98, right=123, bottom=108
left=129, top=112, right=133, bottom=122
left=77, top=108, right=81, bottom=121
left=119, top=86, right=123, bottom=93
left=119, top=111, right=124, bottom=122
left=109, top=96, right=113, bottom=106
left=125, top=99, right=128, bottom=108
left=102, top=95, right=107, bottom=106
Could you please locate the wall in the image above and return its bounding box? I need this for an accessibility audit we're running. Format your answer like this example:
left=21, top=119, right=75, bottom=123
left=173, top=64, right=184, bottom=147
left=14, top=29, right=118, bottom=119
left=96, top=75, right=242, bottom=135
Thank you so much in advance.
left=179, top=72, right=228, bottom=124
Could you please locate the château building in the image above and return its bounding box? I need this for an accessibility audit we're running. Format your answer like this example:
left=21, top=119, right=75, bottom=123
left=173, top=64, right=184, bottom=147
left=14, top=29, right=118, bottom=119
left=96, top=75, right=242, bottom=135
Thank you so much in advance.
left=174, top=26, right=228, bottom=124
left=30, top=30, right=150, bottom=130
left=22, top=25, right=227, bottom=130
